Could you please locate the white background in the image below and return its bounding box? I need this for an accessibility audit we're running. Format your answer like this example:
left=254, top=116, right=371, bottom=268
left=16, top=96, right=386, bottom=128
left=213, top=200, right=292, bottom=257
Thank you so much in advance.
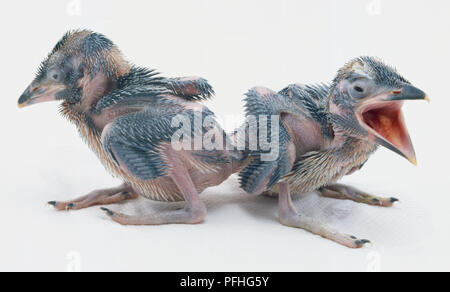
left=0, top=0, right=449, bottom=272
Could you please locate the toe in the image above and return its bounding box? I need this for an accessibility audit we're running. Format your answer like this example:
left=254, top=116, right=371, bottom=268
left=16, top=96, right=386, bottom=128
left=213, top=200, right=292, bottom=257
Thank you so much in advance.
left=371, top=198, right=382, bottom=206
left=48, top=201, right=69, bottom=211
left=390, top=197, right=399, bottom=204
left=100, top=207, right=115, bottom=217
left=354, top=239, right=371, bottom=248
left=380, top=197, right=399, bottom=207
left=48, top=201, right=57, bottom=207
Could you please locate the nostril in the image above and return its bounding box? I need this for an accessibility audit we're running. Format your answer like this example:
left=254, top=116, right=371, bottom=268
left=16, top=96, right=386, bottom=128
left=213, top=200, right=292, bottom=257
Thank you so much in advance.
left=392, top=90, right=402, bottom=94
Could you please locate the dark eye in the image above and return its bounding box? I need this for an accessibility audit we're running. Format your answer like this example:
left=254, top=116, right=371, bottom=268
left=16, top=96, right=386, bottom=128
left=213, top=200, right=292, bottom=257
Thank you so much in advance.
left=47, top=68, right=62, bottom=82
left=354, top=86, right=364, bottom=93
left=349, top=81, right=370, bottom=99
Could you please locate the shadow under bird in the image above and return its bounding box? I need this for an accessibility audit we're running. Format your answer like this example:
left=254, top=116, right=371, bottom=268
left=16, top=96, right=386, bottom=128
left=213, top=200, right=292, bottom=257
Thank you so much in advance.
left=239, top=56, right=429, bottom=248
left=18, top=30, right=246, bottom=225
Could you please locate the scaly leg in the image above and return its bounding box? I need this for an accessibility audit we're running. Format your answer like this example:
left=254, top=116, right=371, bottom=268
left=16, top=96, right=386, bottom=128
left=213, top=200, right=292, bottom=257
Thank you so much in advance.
left=49, top=183, right=138, bottom=211
left=278, top=182, right=370, bottom=249
left=319, top=184, right=399, bottom=207
left=101, top=150, right=207, bottom=225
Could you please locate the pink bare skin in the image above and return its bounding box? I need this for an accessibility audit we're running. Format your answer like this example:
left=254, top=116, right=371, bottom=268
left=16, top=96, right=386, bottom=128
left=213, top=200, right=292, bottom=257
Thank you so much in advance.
left=56, top=91, right=238, bottom=223
left=268, top=114, right=392, bottom=246
left=49, top=183, right=139, bottom=211
left=16, top=31, right=243, bottom=226
left=278, top=182, right=370, bottom=249
left=319, top=184, right=398, bottom=207
left=50, top=81, right=240, bottom=224
left=242, top=68, right=426, bottom=248
left=101, top=148, right=208, bottom=225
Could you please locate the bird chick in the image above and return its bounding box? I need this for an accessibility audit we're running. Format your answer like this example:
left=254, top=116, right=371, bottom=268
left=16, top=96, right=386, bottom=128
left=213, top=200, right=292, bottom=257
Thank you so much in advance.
left=239, top=57, right=428, bottom=248
left=18, top=30, right=240, bottom=225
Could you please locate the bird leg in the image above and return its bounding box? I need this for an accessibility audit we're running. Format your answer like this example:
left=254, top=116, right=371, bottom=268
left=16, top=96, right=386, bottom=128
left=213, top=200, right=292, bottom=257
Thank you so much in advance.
left=278, top=182, right=370, bottom=248
left=101, top=150, right=207, bottom=225
left=48, top=183, right=138, bottom=211
left=319, top=184, right=399, bottom=207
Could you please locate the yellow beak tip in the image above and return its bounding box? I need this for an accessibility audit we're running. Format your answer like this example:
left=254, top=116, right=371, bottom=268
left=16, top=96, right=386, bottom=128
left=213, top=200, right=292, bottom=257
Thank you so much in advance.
left=409, top=157, right=418, bottom=166
left=424, top=95, right=431, bottom=103
left=18, top=101, right=29, bottom=109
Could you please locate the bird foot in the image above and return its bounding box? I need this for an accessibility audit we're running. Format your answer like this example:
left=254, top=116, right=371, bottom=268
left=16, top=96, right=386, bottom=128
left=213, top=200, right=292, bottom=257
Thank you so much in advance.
left=279, top=213, right=371, bottom=249
left=100, top=203, right=207, bottom=226
left=319, top=184, right=399, bottom=207
left=48, top=183, right=139, bottom=211
left=278, top=182, right=371, bottom=249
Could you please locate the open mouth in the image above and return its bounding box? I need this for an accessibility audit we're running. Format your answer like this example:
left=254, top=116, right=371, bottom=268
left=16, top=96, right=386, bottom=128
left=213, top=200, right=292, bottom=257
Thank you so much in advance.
left=359, top=100, right=417, bottom=164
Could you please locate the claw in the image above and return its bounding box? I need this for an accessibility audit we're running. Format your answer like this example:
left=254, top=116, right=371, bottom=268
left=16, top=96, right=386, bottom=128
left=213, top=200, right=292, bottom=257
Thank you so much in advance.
left=48, top=201, right=57, bottom=207
left=354, top=239, right=371, bottom=248
left=390, top=197, right=399, bottom=203
left=100, top=207, right=115, bottom=217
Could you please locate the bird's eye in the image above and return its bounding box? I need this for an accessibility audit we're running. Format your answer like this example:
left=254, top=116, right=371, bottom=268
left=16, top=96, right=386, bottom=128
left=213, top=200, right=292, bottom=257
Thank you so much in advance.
left=354, top=86, right=364, bottom=93
left=47, top=68, right=62, bottom=82
left=348, top=79, right=373, bottom=99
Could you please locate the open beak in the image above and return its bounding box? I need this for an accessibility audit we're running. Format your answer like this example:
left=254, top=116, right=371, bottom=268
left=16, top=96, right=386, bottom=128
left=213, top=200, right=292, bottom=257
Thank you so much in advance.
left=18, top=83, right=66, bottom=108
left=357, top=83, right=428, bottom=166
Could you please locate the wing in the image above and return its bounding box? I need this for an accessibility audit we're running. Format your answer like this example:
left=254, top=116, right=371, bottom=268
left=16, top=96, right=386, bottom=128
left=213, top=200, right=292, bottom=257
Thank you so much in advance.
left=279, top=83, right=334, bottom=139
left=166, top=77, right=215, bottom=101
left=93, top=69, right=214, bottom=114
left=101, top=105, right=183, bottom=181
left=238, top=87, right=296, bottom=195
left=238, top=84, right=335, bottom=195
left=101, top=101, right=230, bottom=181
left=239, top=120, right=294, bottom=194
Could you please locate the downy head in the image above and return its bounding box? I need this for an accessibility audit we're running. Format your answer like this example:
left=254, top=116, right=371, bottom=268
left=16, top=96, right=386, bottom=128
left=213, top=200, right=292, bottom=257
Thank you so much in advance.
left=328, top=56, right=428, bottom=165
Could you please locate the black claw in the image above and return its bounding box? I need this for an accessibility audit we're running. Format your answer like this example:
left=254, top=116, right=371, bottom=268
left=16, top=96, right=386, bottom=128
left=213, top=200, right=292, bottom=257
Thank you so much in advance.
left=350, top=236, right=357, bottom=239
left=355, top=239, right=371, bottom=246
left=390, top=198, right=399, bottom=203
left=48, top=201, right=56, bottom=206
left=100, top=207, right=115, bottom=217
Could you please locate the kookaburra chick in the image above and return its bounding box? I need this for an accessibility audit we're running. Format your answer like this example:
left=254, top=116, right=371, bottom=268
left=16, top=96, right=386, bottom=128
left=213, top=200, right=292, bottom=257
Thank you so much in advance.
left=239, top=57, right=428, bottom=248
left=18, top=30, right=241, bottom=225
